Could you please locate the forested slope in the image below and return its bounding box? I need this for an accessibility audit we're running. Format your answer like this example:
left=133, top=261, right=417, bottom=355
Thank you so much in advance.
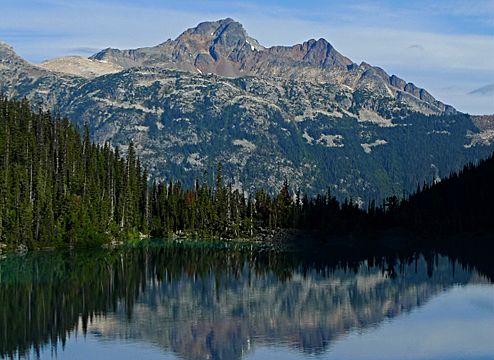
left=388, top=153, right=494, bottom=235
left=0, top=98, right=146, bottom=246
left=0, top=98, right=492, bottom=249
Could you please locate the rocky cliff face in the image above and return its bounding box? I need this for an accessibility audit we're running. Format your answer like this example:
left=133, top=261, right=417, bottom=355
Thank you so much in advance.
left=0, top=20, right=492, bottom=200
left=90, top=19, right=351, bottom=77
left=90, top=19, right=453, bottom=115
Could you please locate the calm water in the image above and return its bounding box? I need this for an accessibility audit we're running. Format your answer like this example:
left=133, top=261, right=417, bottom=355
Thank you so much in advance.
left=0, top=241, right=493, bottom=360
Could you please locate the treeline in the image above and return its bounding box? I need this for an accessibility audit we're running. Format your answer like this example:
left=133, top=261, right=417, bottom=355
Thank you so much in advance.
left=0, top=98, right=492, bottom=248
left=301, top=150, right=494, bottom=237
left=384, top=153, right=494, bottom=235
left=0, top=98, right=368, bottom=247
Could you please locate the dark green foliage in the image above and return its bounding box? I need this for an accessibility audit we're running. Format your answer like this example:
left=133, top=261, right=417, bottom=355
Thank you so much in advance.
left=385, top=152, right=494, bottom=235
left=0, top=98, right=144, bottom=246
left=1, top=98, right=492, bottom=248
left=0, top=99, right=362, bottom=245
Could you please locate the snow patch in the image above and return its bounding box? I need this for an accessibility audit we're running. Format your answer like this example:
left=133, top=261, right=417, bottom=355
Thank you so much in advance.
left=427, top=130, right=451, bottom=135
left=187, top=153, right=205, bottom=167
left=358, top=109, right=395, bottom=127
left=233, top=139, right=256, bottom=151
left=95, top=97, right=164, bottom=115
left=134, top=125, right=149, bottom=132
left=361, top=139, right=388, bottom=154
left=316, top=110, right=343, bottom=118
left=245, top=37, right=264, bottom=51
left=302, top=130, right=314, bottom=144
left=317, top=134, right=344, bottom=148
left=465, top=129, right=494, bottom=148
left=246, top=40, right=255, bottom=51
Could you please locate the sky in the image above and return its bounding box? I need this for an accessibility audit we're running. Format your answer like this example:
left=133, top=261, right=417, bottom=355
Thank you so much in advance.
left=0, top=0, right=493, bottom=114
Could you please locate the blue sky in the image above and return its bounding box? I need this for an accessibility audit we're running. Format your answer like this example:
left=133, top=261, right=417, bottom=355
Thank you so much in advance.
left=1, top=0, right=493, bottom=114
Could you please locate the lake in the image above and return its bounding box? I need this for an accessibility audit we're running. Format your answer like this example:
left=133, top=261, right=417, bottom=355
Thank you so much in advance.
left=1, top=240, right=493, bottom=360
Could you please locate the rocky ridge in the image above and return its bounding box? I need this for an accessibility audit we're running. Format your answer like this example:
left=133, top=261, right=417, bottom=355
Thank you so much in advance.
left=39, top=56, right=123, bottom=78
left=0, top=20, right=493, bottom=201
left=90, top=18, right=454, bottom=115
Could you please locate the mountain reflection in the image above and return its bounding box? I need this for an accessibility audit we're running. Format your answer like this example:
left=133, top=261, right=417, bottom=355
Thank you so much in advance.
left=0, top=242, right=488, bottom=360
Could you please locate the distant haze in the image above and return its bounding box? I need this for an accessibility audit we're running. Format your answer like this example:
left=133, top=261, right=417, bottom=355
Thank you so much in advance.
left=469, top=84, right=494, bottom=96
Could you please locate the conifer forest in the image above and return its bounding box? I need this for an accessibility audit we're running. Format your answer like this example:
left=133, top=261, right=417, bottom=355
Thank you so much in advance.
left=0, top=98, right=492, bottom=249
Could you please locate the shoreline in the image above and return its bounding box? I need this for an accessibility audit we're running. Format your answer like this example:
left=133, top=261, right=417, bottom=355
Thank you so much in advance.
left=1, top=227, right=492, bottom=255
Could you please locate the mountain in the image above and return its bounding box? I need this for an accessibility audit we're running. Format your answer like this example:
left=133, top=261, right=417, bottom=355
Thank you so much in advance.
left=0, top=41, right=84, bottom=109
left=82, top=18, right=454, bottom=115
left=88, top=18, right=452, bottom=114
left=1, top=20, right=493, bottom=201
left=38, top=56, right=123, bottom=78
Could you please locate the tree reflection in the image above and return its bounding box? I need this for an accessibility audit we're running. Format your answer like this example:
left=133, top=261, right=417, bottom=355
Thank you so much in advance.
left=0, top=241, right=489, bottom=359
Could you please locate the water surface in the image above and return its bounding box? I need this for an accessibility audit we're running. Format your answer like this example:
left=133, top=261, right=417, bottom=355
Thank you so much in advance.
left=1, top=241, right=493, bottom=359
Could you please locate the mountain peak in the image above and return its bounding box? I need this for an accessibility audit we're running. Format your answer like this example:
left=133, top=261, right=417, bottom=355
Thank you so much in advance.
left=0, top=40, right=29, bottom=66
left=0, top=40, right=16, bottom=56
left=0, top=40, right=11, bottom=49
left=178, top=18, right=244, bottom=37
left=84, top=20, right=454, bottom=114
left=176, top=18, right=256, bottom=49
